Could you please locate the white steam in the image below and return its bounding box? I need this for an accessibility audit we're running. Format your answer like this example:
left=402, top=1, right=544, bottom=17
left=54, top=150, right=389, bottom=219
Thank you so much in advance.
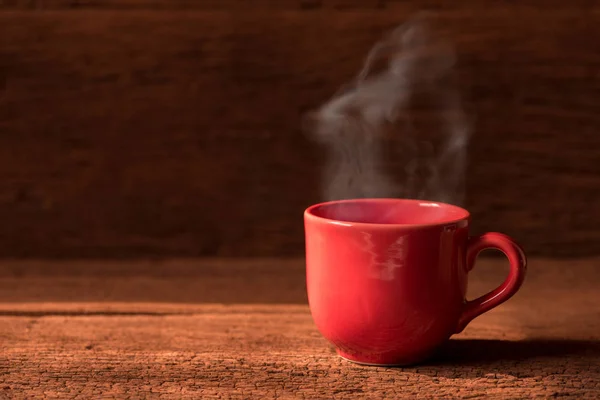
left=307, top=15, right=471, bottom=206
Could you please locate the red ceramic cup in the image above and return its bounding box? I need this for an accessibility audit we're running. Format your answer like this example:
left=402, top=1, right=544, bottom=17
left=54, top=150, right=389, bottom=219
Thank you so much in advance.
left=304, top=198, right=526, bottom=366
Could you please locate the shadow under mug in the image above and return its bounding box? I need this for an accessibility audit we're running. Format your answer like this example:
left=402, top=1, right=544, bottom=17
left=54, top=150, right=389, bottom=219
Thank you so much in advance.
left=304, top=198, right=527, bottom=366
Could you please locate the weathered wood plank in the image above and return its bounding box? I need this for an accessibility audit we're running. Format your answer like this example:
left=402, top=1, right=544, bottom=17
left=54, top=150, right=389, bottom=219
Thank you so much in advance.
left=1, top=258, right=599, bottom=398
left=0, top=257, right=597, bottom=308
left=0, top=258, right=309, bottom=304
left=2, top=314, right=599, bottom=398
left=1, top=10, right=599, bottom=258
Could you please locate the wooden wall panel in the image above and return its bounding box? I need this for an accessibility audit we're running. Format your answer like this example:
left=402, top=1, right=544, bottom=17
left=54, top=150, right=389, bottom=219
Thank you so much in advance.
left=1, top=1, right=598, bottom=10
left=1, top=8, right=599, bottom=258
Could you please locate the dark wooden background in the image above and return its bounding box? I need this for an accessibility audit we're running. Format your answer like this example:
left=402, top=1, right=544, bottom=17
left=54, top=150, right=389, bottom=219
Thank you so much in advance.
left=1, top=1, right=599, bottom=258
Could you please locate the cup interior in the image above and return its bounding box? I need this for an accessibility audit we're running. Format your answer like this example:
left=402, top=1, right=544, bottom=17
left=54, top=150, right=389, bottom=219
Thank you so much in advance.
left=306, top=198, right=469, bottom=226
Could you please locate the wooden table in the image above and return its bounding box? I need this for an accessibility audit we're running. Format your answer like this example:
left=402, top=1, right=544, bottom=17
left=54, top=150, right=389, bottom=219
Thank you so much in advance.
left=1, top=258, right=599, bottom=399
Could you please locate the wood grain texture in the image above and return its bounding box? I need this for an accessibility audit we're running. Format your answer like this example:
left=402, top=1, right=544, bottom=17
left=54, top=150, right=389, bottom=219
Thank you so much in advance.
left=1, top=8, right=600, bottom=258
left=1, top=0, right=599, bottom=10
left=1, top=258, right=599, bottom=398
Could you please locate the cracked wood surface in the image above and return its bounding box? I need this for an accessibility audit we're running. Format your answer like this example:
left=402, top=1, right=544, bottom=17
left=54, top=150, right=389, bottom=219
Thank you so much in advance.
left=1, top=258, right=600, bottom=399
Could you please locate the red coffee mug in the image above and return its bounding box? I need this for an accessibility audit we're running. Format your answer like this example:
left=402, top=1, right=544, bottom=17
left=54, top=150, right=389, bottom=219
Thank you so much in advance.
left=304, top=198, right=526, bottom=366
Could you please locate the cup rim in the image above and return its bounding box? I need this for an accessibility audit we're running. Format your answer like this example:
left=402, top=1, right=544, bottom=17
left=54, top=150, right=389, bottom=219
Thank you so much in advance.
left=304, top=198, right=470, bottom=229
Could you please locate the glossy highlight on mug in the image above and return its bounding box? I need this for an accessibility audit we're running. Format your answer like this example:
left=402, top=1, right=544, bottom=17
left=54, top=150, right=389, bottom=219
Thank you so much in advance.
left=304, top=198, right=527, bottom=366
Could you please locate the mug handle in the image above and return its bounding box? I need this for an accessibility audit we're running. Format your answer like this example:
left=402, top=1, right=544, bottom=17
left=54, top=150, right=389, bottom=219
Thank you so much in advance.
left=455, top=232, right=527, bottom=333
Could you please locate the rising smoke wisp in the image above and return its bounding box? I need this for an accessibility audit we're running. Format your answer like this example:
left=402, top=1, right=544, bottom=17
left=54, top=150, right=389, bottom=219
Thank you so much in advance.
left=307, top=15, right=471, bottom=207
